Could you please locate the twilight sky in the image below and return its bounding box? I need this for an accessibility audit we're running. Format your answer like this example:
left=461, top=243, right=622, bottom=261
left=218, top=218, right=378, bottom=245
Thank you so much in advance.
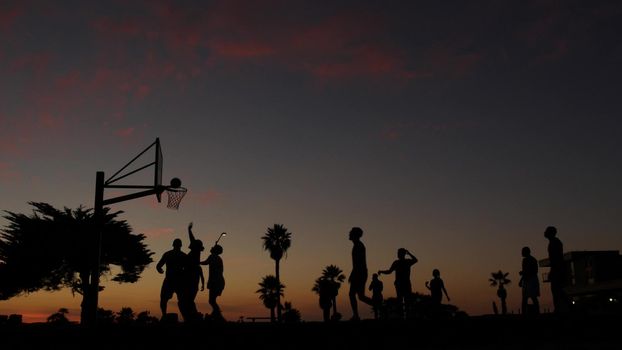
left=1, top=0, right=622, bottom=322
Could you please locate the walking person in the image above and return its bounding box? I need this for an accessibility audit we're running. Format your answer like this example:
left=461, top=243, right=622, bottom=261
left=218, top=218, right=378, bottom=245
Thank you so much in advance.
left=348, top=227, right=374, bottom=321
left=378, top=248, right=418, bottom=319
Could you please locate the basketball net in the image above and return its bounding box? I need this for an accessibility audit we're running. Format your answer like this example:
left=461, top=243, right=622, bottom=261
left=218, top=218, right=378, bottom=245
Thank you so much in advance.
left=166, top=187, right=187, bottom=210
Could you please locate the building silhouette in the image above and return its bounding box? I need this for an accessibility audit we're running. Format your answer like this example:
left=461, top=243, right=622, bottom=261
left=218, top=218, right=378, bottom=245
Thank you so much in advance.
left=539, top=250, right=622, bottom=314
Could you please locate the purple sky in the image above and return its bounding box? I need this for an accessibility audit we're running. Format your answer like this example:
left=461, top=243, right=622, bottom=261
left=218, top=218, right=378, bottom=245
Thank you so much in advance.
left=1, top=0, right=621, bottom=322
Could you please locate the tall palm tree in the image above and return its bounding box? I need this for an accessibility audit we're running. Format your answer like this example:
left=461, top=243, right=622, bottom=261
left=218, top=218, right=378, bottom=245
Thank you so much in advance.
left=489, top=270, right=511, bottom=314
left=261, top=223, right=292, bottom=322
left=320, top=265, right=345, bottom=316
left=256, top=275, right=284, bottom=323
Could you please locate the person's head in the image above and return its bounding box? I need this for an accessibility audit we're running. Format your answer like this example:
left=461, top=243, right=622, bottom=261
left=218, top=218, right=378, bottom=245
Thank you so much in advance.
left=172, top=238, right=182, bottom=249
left=433, top=269, right=440, bottom=278
left=521, top=246, right=531, bottom=257
left=544, top=226, right=557, bottom=239
left=397, top=248, right=407, bottom=259
left=349, top=227, right=363, bottom=241
left=372, top=273, right=379, bottom=280
left=210, top=244, right=223, bottom=255
left=189, top=239, right=204, bottom=252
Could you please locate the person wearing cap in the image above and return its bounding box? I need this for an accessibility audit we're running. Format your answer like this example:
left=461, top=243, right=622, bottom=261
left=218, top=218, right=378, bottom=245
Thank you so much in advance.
left=156, top=238, right=187, bottom=318
left=201, top=244, right=225, bottom=320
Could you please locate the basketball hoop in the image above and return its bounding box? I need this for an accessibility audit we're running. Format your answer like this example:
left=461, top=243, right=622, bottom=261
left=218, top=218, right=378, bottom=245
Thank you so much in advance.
left=166, top=187, right=187, bottom=210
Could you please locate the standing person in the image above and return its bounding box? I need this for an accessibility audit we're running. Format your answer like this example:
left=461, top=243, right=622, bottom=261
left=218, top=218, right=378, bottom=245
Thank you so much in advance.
left=348, top=227, right=374, bottom=321
left=544, top=226, right=569, bottom=314
left=378, top=248, right=418, bottom=319
left=317, top=277, right=336, bottom=322
left=179, top=222, right=205, bottom=322
left=519, top=246, right=540, bottom=315
left=369, top=273, right=384, bottom=320
left=156, top=238, right=186, bottom=319
left=201, top=244, right=225, bottom=320
left=425, top=269, right=450, bottom=305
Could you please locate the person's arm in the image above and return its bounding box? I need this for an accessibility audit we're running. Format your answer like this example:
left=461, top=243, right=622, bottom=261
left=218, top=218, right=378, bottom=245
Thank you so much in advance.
left=378, top=261, right=396, bottom=275
left=188, top=222, right=196, bottom=243
left=200, top=254, right=213, bottom=265
left=156, top=253, right=167, bottom=274
left=442, top=281, right=450, bottom=301
left=200, top=267, right=205, bottom=291
left=425, top=281, right=431, bottom=290
left=405, top=250, right=418, bottom=264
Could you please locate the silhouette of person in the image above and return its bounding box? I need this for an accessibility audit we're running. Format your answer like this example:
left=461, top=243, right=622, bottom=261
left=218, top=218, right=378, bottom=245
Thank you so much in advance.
left=156, top=238, right=187, bottom=318
left=201, top=244, right=225, bottom=320
left=544, top=226, right=569, bottom=314
left=519, top=246, right=539, bottom=315
left=317, top=277, right=336, bottom=322
left=348, top=227, right=374, bottom=321
left=179, top=222, right=205, bottom=322
left=369, top=273, right=384, bottom=320
left=425, top=269, right=450, bottom=305
left=378, top=248, right=418, bottom=319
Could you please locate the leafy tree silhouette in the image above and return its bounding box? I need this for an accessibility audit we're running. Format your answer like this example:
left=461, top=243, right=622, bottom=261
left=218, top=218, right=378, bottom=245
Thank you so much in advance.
left=256, top=275, right=284, bottom=323
left=135, top=310, right=159, bottom=325
left=116, top=307, right=135, bottom=325
left=261, top=224, right=292, bottom=322
left=97, top=308, right=116, bottom=325
left=0, top=202, right=153, bottom=324
left=312, top=264, right=345, bottom=321
left=282, top=301, right=302, bottom=323
left=47, top=308, right=70, bottom=324
left=489, top=270, right=511, bottom=315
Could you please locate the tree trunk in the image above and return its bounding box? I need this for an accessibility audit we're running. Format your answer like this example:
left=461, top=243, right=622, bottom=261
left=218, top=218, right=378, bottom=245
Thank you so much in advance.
left=80, top=270, right=95, bottom=325
left=270, top=307, right=276, bottom=323
left=275, top=259, right=282, bottom=322
left=501, top=297, right=507, bottom=315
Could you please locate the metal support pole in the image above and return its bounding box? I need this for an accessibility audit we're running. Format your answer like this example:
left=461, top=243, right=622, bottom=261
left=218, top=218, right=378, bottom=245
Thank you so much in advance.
left=89, top=171, right=105, bottom=326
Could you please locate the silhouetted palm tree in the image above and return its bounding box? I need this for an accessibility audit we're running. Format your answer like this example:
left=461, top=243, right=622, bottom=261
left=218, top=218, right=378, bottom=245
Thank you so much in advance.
left=261, top=224, right=292, bottom=322
left=489, top=270, right=511, bottom=314
left=319, top=264, right=345, bottom=316
left=256, top=275, right=284, bottom=323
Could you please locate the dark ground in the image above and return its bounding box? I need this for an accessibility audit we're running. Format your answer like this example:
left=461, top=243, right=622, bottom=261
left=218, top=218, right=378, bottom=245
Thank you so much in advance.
left=1, top=315, right=620, bottom=350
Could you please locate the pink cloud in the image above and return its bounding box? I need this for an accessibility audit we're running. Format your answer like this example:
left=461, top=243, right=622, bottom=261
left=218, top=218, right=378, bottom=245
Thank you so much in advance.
left=0, top=7, right=20, bottom=31
left=142, top=227, right=175, bottom=238
left=187, top=190, right=223, bottom=207
left=115, top=127, right=136, bottom=138
left=0, top=162, right=20, bottom=183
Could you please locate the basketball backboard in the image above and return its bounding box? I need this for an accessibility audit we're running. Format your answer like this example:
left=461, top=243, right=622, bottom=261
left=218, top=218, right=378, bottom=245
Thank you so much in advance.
left=104, top=137, right=165, bottom=203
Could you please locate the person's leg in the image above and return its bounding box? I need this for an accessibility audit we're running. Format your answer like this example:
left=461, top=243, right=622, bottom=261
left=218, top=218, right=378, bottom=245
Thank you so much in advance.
left=160, top=280, right=173, bottom=317
left=209, top=290, right=221, bottom=315
left=349, top=284, right=359, bottom=320
left=532, top=297, right=540, bottom=314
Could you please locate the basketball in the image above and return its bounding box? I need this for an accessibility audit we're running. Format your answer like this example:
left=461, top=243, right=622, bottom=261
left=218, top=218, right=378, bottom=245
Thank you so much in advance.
left=170, top=177, right=182, bottom=188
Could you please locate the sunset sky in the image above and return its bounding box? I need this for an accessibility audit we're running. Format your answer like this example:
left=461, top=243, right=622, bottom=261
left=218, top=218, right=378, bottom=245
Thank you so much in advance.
left=1, top=0, right=622, bottom=322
